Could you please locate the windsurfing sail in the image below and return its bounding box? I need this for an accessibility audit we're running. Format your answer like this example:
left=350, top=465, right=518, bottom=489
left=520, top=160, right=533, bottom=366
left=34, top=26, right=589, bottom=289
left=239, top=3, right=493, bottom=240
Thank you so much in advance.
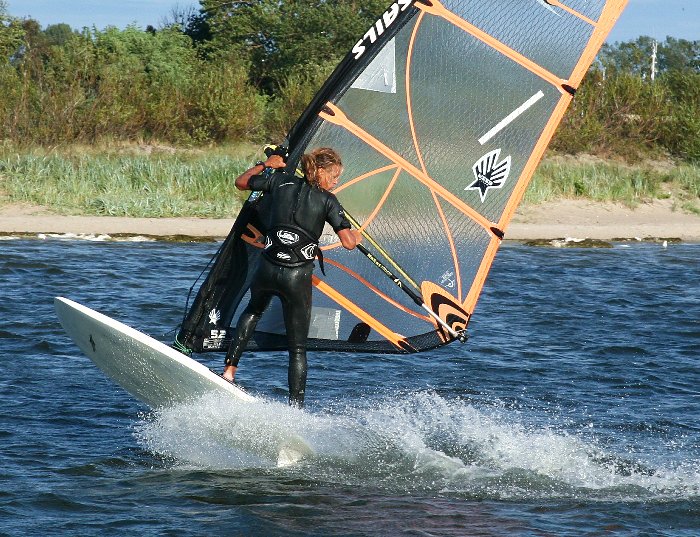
left=177, top=0, right=628, bottom=354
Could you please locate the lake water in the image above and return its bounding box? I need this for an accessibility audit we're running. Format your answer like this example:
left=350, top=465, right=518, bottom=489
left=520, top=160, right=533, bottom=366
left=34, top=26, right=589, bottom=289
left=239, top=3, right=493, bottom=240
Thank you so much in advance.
left=2, top=237, right=699, bottom=536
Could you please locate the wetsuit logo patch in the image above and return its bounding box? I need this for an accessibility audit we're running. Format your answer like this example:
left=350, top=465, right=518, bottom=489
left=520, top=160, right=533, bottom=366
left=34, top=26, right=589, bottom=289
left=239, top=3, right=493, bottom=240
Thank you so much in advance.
left=277, top=230, right=299, bottom=245
left=276, top=252, right=292, bottom=261
left=264, top=236, right=272, bottom=249
left=300, top=243, right=317, bottom=260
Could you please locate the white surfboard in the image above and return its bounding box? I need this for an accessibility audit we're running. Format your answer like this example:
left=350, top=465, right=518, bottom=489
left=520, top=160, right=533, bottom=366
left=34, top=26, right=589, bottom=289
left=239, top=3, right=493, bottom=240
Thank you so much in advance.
left=54, top=296, right=311, bottom=466
left=54, top=296, right=254, bottom=407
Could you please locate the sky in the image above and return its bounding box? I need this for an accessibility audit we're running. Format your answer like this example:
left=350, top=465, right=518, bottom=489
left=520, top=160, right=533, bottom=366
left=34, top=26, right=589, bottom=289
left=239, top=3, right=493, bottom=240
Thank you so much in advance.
left=6, top=0, right=700, bottom=43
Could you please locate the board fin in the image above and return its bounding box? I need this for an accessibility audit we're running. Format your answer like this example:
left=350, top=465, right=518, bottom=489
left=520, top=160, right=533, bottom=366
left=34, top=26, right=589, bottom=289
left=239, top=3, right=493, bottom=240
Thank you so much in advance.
left=276, top=435, right=314, bottom=467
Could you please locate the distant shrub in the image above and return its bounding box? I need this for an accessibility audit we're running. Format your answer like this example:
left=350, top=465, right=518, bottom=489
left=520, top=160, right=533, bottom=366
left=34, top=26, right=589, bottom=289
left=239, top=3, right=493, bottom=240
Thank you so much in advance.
left=185, top=56, right=266, bottom=143
left=554, top=70, right=674, bottom=160
left=264, top=61, right=336, bottom=140
left=658, top=71, right=700, bottom=162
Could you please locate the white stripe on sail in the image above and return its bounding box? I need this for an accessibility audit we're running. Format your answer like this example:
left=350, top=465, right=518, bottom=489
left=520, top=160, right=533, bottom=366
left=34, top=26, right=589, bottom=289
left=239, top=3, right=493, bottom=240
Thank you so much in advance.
left=478, top=91, right=545, bottom=145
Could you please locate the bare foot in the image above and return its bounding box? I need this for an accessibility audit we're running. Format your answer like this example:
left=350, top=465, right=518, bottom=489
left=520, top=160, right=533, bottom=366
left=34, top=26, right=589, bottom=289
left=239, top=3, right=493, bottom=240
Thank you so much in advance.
left=222, top=364, right=237, bottom=383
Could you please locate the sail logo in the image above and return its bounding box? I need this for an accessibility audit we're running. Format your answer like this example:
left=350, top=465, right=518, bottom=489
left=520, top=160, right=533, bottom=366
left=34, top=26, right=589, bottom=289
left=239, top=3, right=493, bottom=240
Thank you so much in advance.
left=466, top=149, right=512, bottom=202
left=208, top=309, right=221, bottom=326
left=440, top=270, right=455, bottom=289
left=352, top=0, right=414, bottom=59
left=277, top=230, right=299, bottom=245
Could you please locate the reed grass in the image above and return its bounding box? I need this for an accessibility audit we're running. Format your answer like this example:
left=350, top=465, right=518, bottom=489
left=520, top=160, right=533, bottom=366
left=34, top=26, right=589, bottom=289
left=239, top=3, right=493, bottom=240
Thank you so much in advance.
left=1, top=146, right=698, bottom=217
left=0, top=145, right=256, bottom=217
left=525, top=158, right=700, bottom=211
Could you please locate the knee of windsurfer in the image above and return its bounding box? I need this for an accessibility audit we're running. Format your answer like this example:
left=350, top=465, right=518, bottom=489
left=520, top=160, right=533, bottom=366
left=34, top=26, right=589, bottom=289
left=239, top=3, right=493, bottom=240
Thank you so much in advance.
left=222, top=147, right=361, bottom=403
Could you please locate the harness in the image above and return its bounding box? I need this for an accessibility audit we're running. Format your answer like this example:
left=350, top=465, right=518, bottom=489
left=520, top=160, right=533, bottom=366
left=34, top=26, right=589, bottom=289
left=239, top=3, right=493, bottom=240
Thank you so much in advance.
left=262, top=176, right=326, bottom=274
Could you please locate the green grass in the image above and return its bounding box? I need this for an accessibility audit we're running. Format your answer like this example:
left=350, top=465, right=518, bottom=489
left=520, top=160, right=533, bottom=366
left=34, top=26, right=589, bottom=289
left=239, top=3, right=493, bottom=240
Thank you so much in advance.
left=525, top=158, right=700, bottom=210
left=0, top=145, right=257, bottom=217
left=1, top=146, right=698, bottom=217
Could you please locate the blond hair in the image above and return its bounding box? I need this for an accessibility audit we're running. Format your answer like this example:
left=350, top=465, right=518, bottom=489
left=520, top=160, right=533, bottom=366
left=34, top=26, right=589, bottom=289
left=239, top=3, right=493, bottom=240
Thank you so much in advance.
left=300, top=147, right=342, bottom=188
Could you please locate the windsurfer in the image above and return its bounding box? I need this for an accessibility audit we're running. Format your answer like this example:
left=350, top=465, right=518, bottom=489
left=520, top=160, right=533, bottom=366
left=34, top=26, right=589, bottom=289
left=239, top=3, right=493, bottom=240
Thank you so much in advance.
left=222, top=147, right=361, bottom=407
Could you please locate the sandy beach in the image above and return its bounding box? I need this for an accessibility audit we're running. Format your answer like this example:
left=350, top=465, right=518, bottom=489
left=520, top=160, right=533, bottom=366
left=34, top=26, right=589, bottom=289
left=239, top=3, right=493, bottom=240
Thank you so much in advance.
left=1, top=199, right=699, bottom=242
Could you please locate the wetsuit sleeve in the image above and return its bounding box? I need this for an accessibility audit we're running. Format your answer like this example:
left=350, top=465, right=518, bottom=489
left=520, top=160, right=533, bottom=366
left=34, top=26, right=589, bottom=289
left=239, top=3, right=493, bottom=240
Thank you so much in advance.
left=326, top=194, right=352, bottom=232
left=247, top=170, right=276, bottom=192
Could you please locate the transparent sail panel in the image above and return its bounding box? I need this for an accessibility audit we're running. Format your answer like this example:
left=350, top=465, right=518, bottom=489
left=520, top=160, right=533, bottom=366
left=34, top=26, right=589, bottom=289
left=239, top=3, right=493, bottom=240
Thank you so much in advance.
left=189, top=0, right=627, bottom=354
left=440, top=0, right=596, bottom=79
left=562, top=0, right=607, bottom=22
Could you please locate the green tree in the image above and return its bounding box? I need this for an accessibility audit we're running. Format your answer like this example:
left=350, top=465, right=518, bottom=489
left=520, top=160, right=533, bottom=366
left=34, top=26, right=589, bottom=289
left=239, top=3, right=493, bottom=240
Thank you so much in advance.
left=199, top=0, right=387, bottom=90
left=599, top=36, right=658, bottom=77
left=599, top=36, right=699, bottom=77
left=43, top=23, right=76, bottom=47
left=0, top=0, right=25, bottom=62
left=659, top=37, right=700, bottom=73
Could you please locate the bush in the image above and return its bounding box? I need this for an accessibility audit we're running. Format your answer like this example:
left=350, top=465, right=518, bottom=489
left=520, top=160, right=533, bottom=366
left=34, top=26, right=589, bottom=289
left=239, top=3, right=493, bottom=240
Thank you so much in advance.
left=185, top=56, right=266, bottom=143
left=264, top=61, right=335, bottom=139
left=659, top=71, right=700, bottom=162
left=554, top=70, right=674, bottom=160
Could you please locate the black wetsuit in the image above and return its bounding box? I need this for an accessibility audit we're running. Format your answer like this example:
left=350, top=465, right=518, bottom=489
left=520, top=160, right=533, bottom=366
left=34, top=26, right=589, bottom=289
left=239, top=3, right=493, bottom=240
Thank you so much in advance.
left=225, top=170, right=351, bottom=407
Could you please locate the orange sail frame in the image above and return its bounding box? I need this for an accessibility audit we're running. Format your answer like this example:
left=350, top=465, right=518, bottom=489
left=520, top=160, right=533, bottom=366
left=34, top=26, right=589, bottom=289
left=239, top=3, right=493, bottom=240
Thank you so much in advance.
left=302, top=0, right=628, bottom=350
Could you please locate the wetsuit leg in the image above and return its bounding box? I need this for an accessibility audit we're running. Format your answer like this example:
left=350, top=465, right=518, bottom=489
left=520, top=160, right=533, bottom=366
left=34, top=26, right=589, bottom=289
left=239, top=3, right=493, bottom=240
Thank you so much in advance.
left=224, top=263, right=274, bottom=368
left=226, top=258, right=313, bottom=407
left=277, top=263, right=313, bottom=407
left=287, top=350, right=307, bottom=408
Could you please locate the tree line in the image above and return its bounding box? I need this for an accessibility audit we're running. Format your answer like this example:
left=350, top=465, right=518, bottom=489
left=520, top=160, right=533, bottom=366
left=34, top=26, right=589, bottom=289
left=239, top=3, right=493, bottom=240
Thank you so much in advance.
left=0, top=0, right=698, bottom=161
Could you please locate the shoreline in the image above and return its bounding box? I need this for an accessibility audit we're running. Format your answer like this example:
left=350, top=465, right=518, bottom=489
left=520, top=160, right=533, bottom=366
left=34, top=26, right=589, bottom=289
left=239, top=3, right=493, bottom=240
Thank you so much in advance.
left=1, top=199, right=699, bottom=242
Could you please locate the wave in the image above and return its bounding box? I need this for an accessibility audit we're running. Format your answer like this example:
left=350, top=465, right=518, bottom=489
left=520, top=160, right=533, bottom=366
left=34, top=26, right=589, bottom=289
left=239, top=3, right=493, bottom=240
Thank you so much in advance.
left=133, top=391, right=700, bottom=502
left=0, top=232, right=156, bottom=242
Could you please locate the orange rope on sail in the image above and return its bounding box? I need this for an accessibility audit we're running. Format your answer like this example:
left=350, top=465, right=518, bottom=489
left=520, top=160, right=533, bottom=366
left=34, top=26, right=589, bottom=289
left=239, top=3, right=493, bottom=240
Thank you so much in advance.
left=417, top=0, right=570, bottom=93
left=406, top=11, right=428, bottom=175
left=545, top=0, right=598, bottom=26
left=323, top=258, right=431, bottom=322
left=430, top=191, right=463, bottom=302
left=334, top=164, right=398, bottom=195
left=360, top=167, right=403, bottom=231
left=312, top=276, right=415, bottom=351
left=320, top=103, right=499, bottom=237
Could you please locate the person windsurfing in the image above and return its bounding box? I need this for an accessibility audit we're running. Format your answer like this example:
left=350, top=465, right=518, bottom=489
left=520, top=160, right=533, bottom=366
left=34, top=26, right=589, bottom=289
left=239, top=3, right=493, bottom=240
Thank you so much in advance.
left=222, top=147, right=361, bottom=407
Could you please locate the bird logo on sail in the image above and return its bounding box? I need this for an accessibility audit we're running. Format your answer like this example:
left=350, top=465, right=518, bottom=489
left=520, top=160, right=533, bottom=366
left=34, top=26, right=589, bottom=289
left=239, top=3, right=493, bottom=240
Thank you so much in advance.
left=466, top=149, right=512, bottom=202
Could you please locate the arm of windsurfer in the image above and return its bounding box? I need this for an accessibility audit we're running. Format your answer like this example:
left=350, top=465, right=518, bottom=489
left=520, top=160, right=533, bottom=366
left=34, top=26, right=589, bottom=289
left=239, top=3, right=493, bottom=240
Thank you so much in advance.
left=234, top=155, right=286, bottom=190
left=337, top=228, right=362, bottom=250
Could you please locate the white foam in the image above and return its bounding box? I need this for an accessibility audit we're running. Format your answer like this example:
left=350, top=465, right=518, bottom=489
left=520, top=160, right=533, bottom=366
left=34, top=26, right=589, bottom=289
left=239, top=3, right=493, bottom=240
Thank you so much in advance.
left=133, top=391, right=700, bottom=500
left=35, top=232, right=155, bottom=242
left=134, top=393, right=325, bottom=469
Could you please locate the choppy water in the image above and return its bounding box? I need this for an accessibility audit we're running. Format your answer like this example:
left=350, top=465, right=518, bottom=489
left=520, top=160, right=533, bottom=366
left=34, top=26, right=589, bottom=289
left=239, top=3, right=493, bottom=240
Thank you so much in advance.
left=1, top=237, right=699, bottom=536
